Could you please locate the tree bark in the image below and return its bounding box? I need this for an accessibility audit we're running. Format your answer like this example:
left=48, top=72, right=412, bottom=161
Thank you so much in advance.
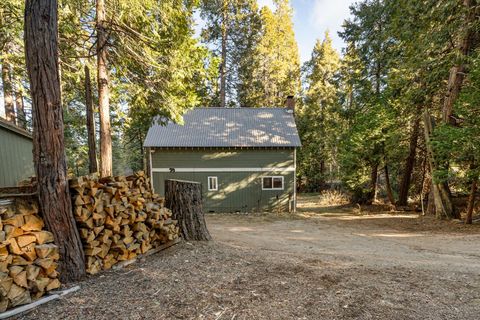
left=84, top=65, right=97, bottom=174
left=140, top=133, right=147, bottom=172
left=219, top=0, right=228, bottom=108
left=1, top=61, right=15, bottom=123
left=165, top=179, right=211, bottom=241
left=319, top=159, right=325, bottom=189
left=397, top=116, right=420, bottom=206
left=465, top=177, right=477, bottom=224
left=466, top=162, right=478, bottom=224
left=425, top=187, right=435, bottom=215
left=145, top=147, right=151, bottom=179
left=442, top=0, right=479, bottom=123
left=24, top=0, right=86, bottom=282
left=430, top=0, right=478, bottom=219
left=422, top=112, right=458, bottom=219
left=15, top=86, right=27, bottom=129
left=319, top=105, right=326, bottom=189
left=368, top=163, right=378, bottom=204
left=384, top=163, right=395, bottom=206
left=96, top=0, right=112, bottom=177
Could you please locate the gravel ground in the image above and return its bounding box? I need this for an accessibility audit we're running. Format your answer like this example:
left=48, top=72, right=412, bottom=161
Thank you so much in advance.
left=18, top=195, right=480, bottom=320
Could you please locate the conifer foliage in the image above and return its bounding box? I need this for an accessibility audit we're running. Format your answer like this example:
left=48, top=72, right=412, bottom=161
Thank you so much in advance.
left=1, top=0, right=480, bottom=223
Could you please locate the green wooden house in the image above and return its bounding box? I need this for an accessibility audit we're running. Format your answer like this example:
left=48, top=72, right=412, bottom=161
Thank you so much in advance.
left=0, top=118, right=34, bottom=187
left=144, top=106, right=301, bottom=213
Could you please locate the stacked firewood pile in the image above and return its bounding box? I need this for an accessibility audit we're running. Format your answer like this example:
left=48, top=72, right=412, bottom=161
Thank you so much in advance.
left=0, top=200, right=60, bottom=311
left=69, top=172, right=179, bottom=274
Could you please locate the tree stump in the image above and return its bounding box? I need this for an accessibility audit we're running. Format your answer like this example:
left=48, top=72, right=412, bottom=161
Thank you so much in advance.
left=165, top=179, right=211, bottom=241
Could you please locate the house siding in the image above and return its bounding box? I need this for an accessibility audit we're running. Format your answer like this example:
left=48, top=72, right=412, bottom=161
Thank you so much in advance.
left=0, top=125, right=34, bottom=187
left=151, top=149, right=294, bottom=169
left=151, top=148, right=295, bottom=212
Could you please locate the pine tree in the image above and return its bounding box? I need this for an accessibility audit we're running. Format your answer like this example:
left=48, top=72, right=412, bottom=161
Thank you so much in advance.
left=298, top=32, right=341, bottom=190
left=338, top=0, right=395, bottom=204
left=200, top=0, right=261, bottom=107
left=1, top=0, right=24, bottom=124
left=244, top=0, right=300, bottom=107
left=57, top=0, right=218, bottom=174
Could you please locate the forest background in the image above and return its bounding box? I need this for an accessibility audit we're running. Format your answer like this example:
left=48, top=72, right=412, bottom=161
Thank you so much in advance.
left=1, top=0, right=479, bottom=222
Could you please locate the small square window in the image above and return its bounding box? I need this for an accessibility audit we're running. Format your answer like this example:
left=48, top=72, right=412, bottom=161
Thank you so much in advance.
left=208, top=176, right=218, bottom=191
left=262, top=176, right=284, bottom=190
left=273, top=177, right=283, bottom=189
left=262, top=177, right=272, bottom=189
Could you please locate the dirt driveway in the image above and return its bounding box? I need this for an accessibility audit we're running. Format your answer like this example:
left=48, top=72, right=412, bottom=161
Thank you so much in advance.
left=208, top=207, right=480, bottom=275
left=22, top=195, right=480, bottom=320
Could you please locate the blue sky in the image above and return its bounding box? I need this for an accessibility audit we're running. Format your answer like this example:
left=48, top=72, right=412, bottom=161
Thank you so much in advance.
left=256, top=0, right=356, bottom=62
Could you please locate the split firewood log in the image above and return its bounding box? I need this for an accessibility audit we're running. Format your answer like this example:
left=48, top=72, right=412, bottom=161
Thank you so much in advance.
left=26, top=265, right=40, bottom=281
left=30, top=277, right=50, bottom=293
left=22, top=215, right=44, bottom=231
left=8, top=284, right=31, bottom=307
left=0, top=272, right=13, bottom=296
left=30, top=231, right=54, bottom=245
left=35, top=244, right=59, bottom=259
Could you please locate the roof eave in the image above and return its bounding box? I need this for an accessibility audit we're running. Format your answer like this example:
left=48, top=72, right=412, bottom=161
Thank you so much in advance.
left=0, top=118, right=32, bottom=140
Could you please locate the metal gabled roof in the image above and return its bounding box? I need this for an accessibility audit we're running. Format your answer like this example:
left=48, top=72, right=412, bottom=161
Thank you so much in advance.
left=144, top=107, right=301, bottom=148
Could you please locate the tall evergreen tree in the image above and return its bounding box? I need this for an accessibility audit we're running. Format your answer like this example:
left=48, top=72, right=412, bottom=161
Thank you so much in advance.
left=57, top=0, right=218, bottom=175
left=298, top=32, right=341, bottom=190
left=1, top=0, right=24, bottom=124
left=200, top=0, right=261, bottom=107
left=338, top=0, right=395, bottom=204
left=25, top=0, right=86, bottom=281
left=244, top=0, right=300, bottom=107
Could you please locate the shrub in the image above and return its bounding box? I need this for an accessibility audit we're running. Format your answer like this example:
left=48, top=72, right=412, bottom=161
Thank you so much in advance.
left=318, top=190, right=350, bottom=206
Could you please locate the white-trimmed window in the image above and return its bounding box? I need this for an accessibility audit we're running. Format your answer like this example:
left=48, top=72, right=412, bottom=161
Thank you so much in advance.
left=262, top=176, right=284, bottom=190
left=208, top=176, right=218, bottom=191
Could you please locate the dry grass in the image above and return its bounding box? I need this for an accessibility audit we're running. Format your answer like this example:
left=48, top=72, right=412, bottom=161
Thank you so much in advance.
left=317, top=190, right=350, bottom=206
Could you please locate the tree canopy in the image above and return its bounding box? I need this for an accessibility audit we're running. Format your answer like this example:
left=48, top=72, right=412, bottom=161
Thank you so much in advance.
left=1, top=0, right=479, bottom=221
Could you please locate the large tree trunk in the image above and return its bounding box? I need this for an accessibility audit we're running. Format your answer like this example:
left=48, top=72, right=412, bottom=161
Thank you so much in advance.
left=24, top=0, right=86, bottom=282
left=219, top=0, right=228, bottom=108
left=96, top=0, right=112, bottom=177
left=397, top=116, right=421, bottom=206
left=85, top=65, right=97, bottom=174
left=423, top=112, right=458, bottom=219
left=442, top=0, right=479, bottom=123
left=165, top=179, right=211, bottom=241
left=1, top=60, right=15, bottom=123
